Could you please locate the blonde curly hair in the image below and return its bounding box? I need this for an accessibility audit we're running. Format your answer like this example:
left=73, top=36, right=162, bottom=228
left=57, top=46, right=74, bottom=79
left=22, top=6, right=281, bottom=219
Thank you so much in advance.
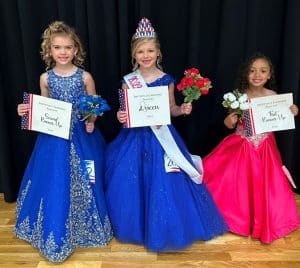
left=40, top=21, right=85, bottom=69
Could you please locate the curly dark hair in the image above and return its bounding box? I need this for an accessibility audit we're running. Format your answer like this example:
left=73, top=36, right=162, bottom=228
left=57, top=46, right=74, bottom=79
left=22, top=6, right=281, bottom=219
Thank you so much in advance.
left=235, top=52, right=277, bottom=93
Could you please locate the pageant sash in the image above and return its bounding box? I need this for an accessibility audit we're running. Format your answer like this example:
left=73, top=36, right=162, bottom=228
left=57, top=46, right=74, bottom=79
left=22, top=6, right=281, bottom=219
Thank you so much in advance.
left=151, top=126, right=202, bottom=184
left=164, top=154, right=180, bottom=172
left=123, top=70, right=147, bottom=89
left=123, top=70, right=202, bottom=184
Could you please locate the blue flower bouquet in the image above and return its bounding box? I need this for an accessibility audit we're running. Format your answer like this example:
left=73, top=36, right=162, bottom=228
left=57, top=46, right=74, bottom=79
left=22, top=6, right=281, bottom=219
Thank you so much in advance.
left=78, top=95, right=110, bottom=121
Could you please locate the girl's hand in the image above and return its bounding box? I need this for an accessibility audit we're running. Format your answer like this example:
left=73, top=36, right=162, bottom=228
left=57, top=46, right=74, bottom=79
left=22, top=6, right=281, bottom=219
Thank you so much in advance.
left=85, top=121, right=95, bottom=133
left=117, top=110, right=127, bottom=123
left=17, top=103, right=30, bottom=116
left=180, top=102, right=192, bottom=115
left=290, top=104, right=299, bottom=116
left=224, top=112, right=239, bottom=129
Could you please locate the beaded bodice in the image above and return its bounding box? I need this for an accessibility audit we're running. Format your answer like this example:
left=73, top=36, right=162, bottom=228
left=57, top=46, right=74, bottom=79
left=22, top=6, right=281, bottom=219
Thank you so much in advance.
left=47, top=68, right=84, bottom=103
left=47, top=68, right=85, bottom=124
left=235, top=119, right=270, bottom=148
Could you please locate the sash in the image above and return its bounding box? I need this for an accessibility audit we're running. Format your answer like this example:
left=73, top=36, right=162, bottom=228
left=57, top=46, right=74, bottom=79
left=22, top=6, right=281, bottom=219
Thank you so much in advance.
left=123, top=70, right=202, bottom=184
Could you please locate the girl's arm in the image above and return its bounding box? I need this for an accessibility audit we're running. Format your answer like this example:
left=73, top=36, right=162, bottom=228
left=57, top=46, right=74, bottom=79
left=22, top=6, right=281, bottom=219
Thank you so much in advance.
left=40, top=73, right=49, bottom=97
left=83, top=71, right=97, bottom=133
left=17, top=72, right=49, bottom=117
left=224, top=112, right=239, bottom=129
left=169, top=83, right=192, bottom=117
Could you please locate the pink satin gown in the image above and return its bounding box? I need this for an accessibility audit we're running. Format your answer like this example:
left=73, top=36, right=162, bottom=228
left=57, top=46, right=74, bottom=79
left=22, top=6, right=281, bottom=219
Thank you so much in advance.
left=203, top=120, right=300, bottom=243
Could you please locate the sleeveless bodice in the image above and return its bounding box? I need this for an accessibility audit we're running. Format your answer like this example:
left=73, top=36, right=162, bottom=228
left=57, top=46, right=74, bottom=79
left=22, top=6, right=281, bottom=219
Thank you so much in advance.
left=47, top=68, right=85, bottom=103
left=47, top=68, right=85, bottom=128
left=235, top=118, right=270, bottom=148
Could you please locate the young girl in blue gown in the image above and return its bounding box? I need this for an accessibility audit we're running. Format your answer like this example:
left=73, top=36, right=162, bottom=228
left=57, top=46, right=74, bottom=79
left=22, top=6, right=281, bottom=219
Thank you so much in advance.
left=15, top=21, right=112, bottom=262
left=105, top=17, right=227, bottom=252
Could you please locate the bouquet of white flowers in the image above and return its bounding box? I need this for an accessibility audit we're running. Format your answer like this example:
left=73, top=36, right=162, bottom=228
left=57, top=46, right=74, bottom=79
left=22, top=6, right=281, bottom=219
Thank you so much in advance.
left=222, top=89, right=250, bottom=117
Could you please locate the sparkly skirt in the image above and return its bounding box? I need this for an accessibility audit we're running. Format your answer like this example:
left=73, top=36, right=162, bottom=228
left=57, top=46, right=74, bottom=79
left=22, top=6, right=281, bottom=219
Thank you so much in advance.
left=14, top=122, right=113, bottom=262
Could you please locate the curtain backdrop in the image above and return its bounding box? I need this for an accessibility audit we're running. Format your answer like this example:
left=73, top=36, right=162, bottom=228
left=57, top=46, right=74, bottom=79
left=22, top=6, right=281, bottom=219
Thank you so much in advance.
left=0, top=0, right=299, bottom=202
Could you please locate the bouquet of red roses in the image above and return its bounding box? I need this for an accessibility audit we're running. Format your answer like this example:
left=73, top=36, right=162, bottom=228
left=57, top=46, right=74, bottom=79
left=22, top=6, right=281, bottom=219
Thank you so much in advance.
left=177, top=68, right=212, bottom=103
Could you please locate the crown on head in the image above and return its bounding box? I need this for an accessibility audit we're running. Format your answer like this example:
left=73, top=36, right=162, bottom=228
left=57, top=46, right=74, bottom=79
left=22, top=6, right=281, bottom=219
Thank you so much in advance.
left=133, top=17, right=156, bottom=39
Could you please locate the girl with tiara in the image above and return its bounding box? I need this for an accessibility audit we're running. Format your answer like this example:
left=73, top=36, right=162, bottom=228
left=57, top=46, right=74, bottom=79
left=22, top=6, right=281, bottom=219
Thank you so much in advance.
left=203, top=52, right=300, bottom=243
left=105, top=18, right=227, bottom=252
left=15, top=21, right=113, bottom=262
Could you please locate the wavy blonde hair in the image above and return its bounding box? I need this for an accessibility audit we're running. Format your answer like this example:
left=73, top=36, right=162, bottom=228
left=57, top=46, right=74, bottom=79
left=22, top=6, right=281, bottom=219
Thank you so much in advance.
left=131, top=37, right=163, bottom=71
left=40, top=21, right=85, bottom=69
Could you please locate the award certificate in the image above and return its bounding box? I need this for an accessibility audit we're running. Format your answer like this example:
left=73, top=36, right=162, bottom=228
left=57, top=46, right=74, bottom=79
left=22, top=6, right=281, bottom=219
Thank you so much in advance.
left=21, top=93, right=72, bottom=139
left=120, top=86, right=171, bottom=128
left=249, top=93, right=295, bottom=134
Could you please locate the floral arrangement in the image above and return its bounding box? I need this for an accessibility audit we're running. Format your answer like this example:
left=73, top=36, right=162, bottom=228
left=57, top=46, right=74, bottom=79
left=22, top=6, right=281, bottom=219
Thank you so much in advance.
left=222, top=89, right=250, bottom=117
left=78, top=95, right=110, bottom=121
left=177, top=68, right=212, bottom=103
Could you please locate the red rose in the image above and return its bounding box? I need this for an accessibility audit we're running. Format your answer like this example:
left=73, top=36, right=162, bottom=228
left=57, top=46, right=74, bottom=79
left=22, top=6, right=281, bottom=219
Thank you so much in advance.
left=182, top=77, right=194, bottom=87
left=185, top=77, right=194, bottom=87
left=196, top=79, right=205, bottom=88
left=203, top=78, right=210, bottom=84
left=177, top=83, right=184, bottom=91
left=185, top=68, right=199, bottom=76
left=201, top=88, right=209, bottom=95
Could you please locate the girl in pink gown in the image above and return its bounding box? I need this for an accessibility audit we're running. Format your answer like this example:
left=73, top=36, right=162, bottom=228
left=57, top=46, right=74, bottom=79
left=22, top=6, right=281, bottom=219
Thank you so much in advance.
left=203, top=53, right=300, bottom=243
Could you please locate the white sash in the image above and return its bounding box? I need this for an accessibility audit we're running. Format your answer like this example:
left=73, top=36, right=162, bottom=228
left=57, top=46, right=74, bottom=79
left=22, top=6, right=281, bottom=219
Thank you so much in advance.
left=123, top=70, right=203, bottom=184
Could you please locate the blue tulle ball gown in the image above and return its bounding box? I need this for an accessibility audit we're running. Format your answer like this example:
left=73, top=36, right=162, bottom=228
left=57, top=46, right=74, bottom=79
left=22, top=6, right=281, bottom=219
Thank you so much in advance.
left=14, top=68, right=113, bottom=262
left=105, top=74, right=227, bottom=252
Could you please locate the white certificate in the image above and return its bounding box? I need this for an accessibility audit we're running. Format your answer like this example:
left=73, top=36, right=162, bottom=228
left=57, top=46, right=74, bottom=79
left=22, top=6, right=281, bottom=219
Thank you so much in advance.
left=249, top=93, right=295, bottom=134
left=122, top=86, right=171, bottom=128
left=21, top=93, right=72, bottom=139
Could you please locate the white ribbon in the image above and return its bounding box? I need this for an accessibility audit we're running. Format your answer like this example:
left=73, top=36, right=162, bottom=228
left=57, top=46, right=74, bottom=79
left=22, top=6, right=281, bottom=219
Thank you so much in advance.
left=123, top=70, right=202, bottom=184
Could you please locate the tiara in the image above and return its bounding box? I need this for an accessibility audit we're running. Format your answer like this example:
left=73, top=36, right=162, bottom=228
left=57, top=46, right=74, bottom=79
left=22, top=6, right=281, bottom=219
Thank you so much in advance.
left=133, top=17, right=156, bottom=39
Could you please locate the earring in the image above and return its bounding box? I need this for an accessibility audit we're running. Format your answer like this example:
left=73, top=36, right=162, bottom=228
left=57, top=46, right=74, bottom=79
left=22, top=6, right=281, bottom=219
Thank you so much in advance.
left=156, top=56, right=162, bottom=68
left=132, top=58, right=139, bottom=70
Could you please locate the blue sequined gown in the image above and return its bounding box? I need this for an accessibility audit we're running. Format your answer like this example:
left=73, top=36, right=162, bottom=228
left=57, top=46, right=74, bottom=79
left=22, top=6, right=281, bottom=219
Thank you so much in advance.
left=14, top=68, right=113, bottom=262
left=105, top=74, right=227, bottom=251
